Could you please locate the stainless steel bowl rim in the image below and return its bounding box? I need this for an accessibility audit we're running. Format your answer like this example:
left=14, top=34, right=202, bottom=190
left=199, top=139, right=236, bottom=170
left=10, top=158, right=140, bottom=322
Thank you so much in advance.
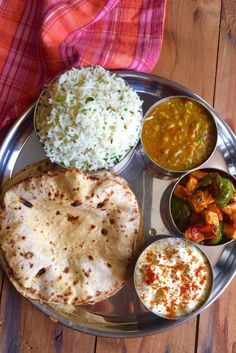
left=140, top=95, right=219, bottom=175
left=169, top=167, right=236, bottom=246
left=133, top=236, right=214, bottom=320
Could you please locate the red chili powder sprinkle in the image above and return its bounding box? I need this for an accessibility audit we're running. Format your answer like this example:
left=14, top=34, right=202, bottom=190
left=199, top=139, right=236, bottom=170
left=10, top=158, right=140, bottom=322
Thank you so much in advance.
left=144, top=265, right=157, bottom=285
left=195, top=264, right=205, bottom=277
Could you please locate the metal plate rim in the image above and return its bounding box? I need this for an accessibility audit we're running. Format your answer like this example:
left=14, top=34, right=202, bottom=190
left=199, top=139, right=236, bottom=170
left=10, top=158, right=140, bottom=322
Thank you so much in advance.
left=0, top=71, right=236, bottom=338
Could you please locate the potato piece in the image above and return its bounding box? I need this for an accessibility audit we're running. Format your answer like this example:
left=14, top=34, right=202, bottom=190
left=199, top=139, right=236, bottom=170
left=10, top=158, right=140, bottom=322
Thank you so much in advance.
left=222, top=202, right=236, bottom=216
left=186, top=175, right=198, bottom=193
left=202, top=210, right=219, bottom=227
left=191, top=171, right=208, bottom=180
left=174, top=184, right=189, bottom=200
left=188, top=191, right=213, bottom=213
left=223, top=223, right=236, bottom=239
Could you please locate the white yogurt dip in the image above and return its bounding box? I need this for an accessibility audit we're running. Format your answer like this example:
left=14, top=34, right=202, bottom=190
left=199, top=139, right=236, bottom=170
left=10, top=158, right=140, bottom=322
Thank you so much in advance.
left=134, top=238, right=212, bottom=318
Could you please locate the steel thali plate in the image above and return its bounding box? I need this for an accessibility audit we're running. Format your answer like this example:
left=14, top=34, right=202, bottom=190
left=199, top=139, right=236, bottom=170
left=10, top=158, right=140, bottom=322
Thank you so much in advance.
left=0, top=71, right=236, bottom=337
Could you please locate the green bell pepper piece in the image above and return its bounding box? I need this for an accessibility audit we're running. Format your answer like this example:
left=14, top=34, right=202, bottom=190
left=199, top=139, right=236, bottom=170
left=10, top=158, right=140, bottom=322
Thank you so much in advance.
left=211, top=173, right=234, bottom=209
left=198, top=175, right=213, bottom=188
left=206, top=222, right=223, bottom=245
left=171, top=195, right=191, bottom=231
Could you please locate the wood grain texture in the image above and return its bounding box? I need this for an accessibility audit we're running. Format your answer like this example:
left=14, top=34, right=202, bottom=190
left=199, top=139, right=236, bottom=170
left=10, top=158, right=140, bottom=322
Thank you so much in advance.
left=197, top=1, right=236, bottom=353
left=96, top=320, right=197, bottom=353
left=0, top=279, right=95, bottom=353
left=154, top=0, right=221, bottom=103
left=197, top=282, right=236, bottom=353
left=214, top=0, right=236, bottom=131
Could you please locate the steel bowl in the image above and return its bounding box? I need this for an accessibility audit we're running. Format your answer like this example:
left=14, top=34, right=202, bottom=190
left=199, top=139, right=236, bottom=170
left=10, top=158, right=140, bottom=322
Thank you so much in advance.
left=169, top=167, right=236, bottom=246
left=140, top=96, right=218, bottom=177
left=134, top=236, right=214, bottom=320
left=33, top=67, right=142, bottom=174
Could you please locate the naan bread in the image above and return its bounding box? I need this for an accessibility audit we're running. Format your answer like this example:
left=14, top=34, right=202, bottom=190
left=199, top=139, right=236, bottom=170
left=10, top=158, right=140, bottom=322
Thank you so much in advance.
left=0, top=168, right=140, bottom=305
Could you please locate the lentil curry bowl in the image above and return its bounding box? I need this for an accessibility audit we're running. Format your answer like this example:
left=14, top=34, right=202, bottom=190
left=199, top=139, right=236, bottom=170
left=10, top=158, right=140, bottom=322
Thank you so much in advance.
left=141, top=96, right=217, bottom=172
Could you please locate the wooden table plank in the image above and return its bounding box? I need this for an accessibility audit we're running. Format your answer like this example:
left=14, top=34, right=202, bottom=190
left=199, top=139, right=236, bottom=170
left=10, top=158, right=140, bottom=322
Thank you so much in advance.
left=154, top=0, right=221, bottom=103
left=0, top=280, right=96, bottom=353
left=96, top=0, right=221, bottom=350
left=197, top=1, right=236, bottom=352
left=214, top=0, right=236, bottom=131
left=96, top=321, right=197, bottom=353
left=197, top=282, right=236, bottom=353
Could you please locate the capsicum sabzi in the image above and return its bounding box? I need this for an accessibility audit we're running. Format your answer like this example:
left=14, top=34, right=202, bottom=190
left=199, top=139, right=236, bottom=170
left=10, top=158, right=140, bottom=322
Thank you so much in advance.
left=171, top=170, right=236, bottom=244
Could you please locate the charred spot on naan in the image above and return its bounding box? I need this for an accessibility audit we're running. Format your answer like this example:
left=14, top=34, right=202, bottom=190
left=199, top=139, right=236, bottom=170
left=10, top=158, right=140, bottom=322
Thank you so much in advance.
left=101, top=228, right=108, bottom=235
left=19, top=197, right=33, bottom=208
left=66, top=214, right=79, bottom=223
left=19, top=251, right=34, bottom=259
left=71, top=201, right=82, bottom=207
left=36, top=268, right=46, bottom=277
left=96, top=198, right=109, bottom=208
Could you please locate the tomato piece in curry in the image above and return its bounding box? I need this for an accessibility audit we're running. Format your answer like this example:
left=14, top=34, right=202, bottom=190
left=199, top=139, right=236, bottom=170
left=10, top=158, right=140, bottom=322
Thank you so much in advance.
left=141, top=97, right=216, bottom=171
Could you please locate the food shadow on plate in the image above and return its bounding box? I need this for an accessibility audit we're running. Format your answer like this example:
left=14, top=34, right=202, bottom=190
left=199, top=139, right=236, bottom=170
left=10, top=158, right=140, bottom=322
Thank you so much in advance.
left=135, top=144, right=174, bottom=180
left=80, top=278, right=148, bottom=319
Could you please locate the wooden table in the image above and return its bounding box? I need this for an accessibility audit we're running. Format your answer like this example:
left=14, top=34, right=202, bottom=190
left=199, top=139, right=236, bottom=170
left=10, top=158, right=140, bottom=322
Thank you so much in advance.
left=0, top=1, right=236, bottom=352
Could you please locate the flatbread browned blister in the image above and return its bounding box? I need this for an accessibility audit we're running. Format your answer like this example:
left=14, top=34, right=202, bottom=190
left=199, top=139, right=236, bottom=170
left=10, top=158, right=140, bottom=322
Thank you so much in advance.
left=0, top=166, right=140, bottom=305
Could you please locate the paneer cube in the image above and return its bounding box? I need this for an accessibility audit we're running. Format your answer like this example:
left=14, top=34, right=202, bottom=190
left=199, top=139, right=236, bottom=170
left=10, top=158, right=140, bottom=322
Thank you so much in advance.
left=174, top=184, right=189, bottom=200
left=186, top=175, right=198, bottom=193
left=188, top=191, right=214, bottom=213
left=230, top=213, right=236, bottom=228
left=222, top=202, right=236, bottom=216
left=191, top=171, right=208, bottom=180
left=205, top=192, right=215, bottom=206
left=222, top=202, right=236, bottom=227
left=207, top=203, right=223, bottom=221
left=223, top=223, right=236, bottom=239
left=202, top=210, right=219, bottom=227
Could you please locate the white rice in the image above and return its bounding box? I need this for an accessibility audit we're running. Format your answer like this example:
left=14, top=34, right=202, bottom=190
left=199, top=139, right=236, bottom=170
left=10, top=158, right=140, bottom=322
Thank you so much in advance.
left=35, top=66, right=143, bottom=171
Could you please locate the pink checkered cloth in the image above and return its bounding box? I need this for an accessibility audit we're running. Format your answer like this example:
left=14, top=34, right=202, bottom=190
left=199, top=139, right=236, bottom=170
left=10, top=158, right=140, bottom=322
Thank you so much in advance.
left=0, top=0, right=166, bottom=141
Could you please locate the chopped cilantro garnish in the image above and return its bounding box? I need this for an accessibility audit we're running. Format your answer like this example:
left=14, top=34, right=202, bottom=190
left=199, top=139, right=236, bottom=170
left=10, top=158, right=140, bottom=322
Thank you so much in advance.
left=197, top=135, right=205, bottom=142
left=55, top=97, right=66, bottom=104
left=85, top=97, right=94, bottom=103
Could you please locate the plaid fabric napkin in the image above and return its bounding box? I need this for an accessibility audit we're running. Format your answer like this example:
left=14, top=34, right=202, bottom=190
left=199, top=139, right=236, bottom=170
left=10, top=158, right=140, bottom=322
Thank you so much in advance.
left=0, top=0, right=166, bottom=139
